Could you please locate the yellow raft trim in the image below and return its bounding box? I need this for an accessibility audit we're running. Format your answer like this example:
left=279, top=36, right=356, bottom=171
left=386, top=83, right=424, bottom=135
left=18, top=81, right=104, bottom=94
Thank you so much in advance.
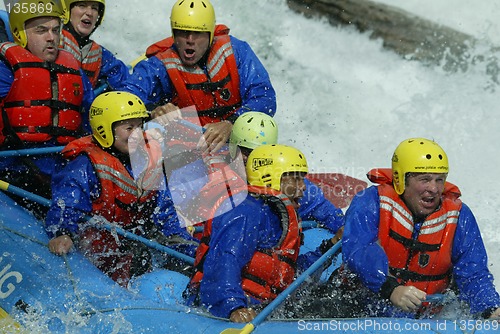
left=0, top=306, right=22, bottom=333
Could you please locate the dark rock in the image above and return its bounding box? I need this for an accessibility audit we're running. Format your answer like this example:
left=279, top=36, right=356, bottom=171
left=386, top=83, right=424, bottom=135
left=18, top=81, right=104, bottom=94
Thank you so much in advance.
left=287, top=0, right=500, bottom=84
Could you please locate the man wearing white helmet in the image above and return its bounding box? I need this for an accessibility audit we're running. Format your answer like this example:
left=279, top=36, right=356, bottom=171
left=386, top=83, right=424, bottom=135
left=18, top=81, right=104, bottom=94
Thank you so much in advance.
left=119, top=0, right=276, bottom=154
left=342, top=138, right=500, bottom=319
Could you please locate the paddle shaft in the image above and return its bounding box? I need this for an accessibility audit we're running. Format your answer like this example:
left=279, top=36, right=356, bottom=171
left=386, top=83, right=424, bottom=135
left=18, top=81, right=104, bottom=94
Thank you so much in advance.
left=222, top=240, right=342, bottom=334
left=0, top=146, right=65, bottom=157
left=0, top=120, right=202, bottom=158
left=0, top=180, right=195, bottom=265
left=255, top=241, right=341, bottom=322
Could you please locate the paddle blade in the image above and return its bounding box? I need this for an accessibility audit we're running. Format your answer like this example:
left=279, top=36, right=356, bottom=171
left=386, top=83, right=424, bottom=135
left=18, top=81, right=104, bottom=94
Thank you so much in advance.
left=306, top=173, right=367, bottom=208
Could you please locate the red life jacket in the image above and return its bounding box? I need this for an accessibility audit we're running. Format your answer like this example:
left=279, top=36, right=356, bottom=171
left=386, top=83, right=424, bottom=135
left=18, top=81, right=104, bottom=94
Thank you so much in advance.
left=0, top=42, right=84, bottom=146
left=62, top=136, right=160, bottom=286
left=182, top=153, right=248, bottom=230
left=189, top=185, right=302, bottom=302
left=367, top=168, right=462, bottom=294
left=154, top=31, right=241, bottom=126
left=60, top=29, right=102, bottom=87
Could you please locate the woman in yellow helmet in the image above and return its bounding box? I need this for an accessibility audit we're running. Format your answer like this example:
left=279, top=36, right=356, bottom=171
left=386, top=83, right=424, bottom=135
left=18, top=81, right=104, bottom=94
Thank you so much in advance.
left=60, top=0, right=129, bottom=90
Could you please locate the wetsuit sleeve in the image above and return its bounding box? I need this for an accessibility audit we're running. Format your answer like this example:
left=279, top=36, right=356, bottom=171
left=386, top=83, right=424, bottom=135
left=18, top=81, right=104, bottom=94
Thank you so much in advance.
left=118, top=56, right=171, bottom=108
left=0, top=59, right=13, bottom=99
left=451, top=203, right=500, bottom=315
left=80, top=69, right=95, bottom=134
left=342, top=186, right=392, bottom=293
left=299, top=178, right=345, bottom=233
left=99, top=47, right=131, bottom=90
left=44, top=155, right=99, bottom=238
left=230, top=36, right=276, bottom=121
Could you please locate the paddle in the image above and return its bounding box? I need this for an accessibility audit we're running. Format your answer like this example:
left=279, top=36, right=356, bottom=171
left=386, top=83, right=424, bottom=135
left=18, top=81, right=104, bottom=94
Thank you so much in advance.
left=221, top=239, right=342, bottom=334
left=0, top=147, right=366, bottom=209
left=0, top=146, right=65, bottom=158
left=0, top=180, right=195, bottom=265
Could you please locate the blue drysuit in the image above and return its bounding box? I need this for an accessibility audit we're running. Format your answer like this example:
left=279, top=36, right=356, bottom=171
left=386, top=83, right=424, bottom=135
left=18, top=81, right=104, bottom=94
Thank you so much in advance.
left=299, top=178, right=344, bottom=233
left=195, top=192, right=332, bottom=318
left=44, top=154, right=198, bottom=258
left=118, top=36, right=276, bottom=118
left=342, top=186, right=500, bottom=317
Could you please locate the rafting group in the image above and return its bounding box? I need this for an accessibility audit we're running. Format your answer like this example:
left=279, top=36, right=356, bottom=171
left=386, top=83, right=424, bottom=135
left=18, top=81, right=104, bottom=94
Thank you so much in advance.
left=0, top=0, right=499, bottom=324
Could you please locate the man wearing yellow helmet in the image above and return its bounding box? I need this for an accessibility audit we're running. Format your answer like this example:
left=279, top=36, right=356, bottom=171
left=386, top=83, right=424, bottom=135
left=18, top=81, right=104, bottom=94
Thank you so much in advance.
left=119, top=0, right=276, bottom=154
left=0, top=0, right=94, bottom=202
left=185, top=144, right=339, bottom=322
left=184, top=144, right=305, bottom=322
left=342, top=138, right=500, bottom=319
left=46, top=91, right=198, bottom=287
left=60, top=0, right=129, bottom=90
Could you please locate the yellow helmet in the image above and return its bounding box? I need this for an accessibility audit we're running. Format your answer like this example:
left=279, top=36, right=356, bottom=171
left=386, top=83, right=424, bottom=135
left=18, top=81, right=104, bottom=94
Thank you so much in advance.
left=229, top=112, right=278, bottom=158
left=246, top=144, right=308, bottom=192
left=392, top=138, right=449, bottom=195
left=170, top=0, right=216, bottom=44
left=62, top=0, right=105, bottom=29
left=89, top=91, right=149, bottom=148
left=9, top=0, right=64, bottom=48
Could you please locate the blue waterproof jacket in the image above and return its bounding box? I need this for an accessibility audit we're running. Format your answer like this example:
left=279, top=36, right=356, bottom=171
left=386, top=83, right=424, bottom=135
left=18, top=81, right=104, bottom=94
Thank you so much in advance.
left=197, top=192, right=329, bottom=318
left=93, top=46, right=130, bottom=91
left=0, top=10, right=11, bottom=43
left=299, top=178, right=344, bottom=233
left=118, top=36, right=276, bottom=117
left=342, top=185, right=500, bottom=317
left=44, top=154, right=197, bottom=257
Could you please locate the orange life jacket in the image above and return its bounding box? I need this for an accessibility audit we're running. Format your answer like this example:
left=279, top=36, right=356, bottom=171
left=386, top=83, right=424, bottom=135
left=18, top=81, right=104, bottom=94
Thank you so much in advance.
left=154, top=31, right=241, bottom=126
left=182, top=153, right=248, bottom=229
left=60, top=29, right=102, bottom=87
left=161, top=119, right=248, bottom=231
left=63, top=136, right=159, bottom=223
left=145, top=24, right=231, bottom=58
left=367, top=168, right=462, bottom=294
left=189, top=185, right=302, bottom=302
left=0, top=42, right=84, bottom=146
left=62, top=136, right=161, bottom=286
